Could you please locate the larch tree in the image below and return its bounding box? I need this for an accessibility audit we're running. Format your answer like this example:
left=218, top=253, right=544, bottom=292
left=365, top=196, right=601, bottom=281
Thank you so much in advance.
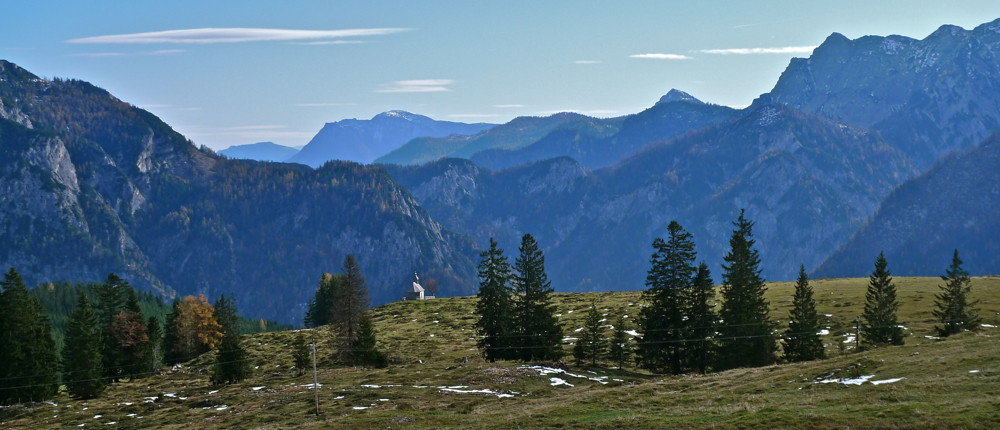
left=211, top=294, right=250, bottom=384
left=685, top=262, right=718, bottom=374
left=475, top=238, right=514, bottom=362
left=783, top=265, right=825, bottom=362
left=512, top=233, right=563, bottom=361
left=62, top=293, right=105, bottom=399
left=0, top=268, right=58, bottom=404
left=861, top=252, right=904, bottom=349
left=933, top=250, right=981, bottom=337
left=717, top=210, right=776, bottom=370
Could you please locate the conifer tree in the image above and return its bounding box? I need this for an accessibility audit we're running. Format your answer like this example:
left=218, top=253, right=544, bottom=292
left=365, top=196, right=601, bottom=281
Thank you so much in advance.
left=145, top=315, right=163, bottom=375
left=162, top=298, right=183, bottom=365
left=305, top=273, right=344, bottom=328
left=211, top=294, right=251, bottom=384
left=351, top=312, right=389, bottom=367
left=686, top=262, right=717, bottom=374
left=608, top=312, right=632, bottom=369
left=337, top=254, right=369, bottom=356
left=475, top=238, right=514, bottom=362
left=578, top=302, right=607, bottom=366
left=933, top=250, right=981, bottom=337
left=512, top=233, right=563, bottom=361
left=62, top=293, right=105, bottom=399
left=638, top=221, right=697, bottom=374
left=0, top=268, right=58, bottom=404
left=95, top=273, right=127, bottom=381
left=861, top=252, right=904, bottom=349
left=717, top=210, right=776, bottom=370
left=783, top=265, right=825, bottom=362
left=113, top=288, right=149, bottom=378
left=291, top=335, right=311, bottom=376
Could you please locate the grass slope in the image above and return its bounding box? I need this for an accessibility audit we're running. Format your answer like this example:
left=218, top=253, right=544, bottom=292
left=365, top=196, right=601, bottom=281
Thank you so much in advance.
left=3, top=277, right=999, bottom=429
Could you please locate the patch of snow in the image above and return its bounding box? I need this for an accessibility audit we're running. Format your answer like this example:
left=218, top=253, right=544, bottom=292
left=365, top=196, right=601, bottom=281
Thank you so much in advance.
left=361, top=384, right=401, bottom=388
left=563, top=337, right=579, bottom=341
left=550, top=377, right=574, bottom=387
left=208, top=390, right=219, bottom=395
left=817, top=329, right=830, bottom=335
left=429, top=334, right=435, bottom=337
left=969, top=370, right=980, bottom=373
left=433, top=320, right=439, bottom=323
left=817, top=375, right=874, bottom=385
left=215, top=405, right=228, bottom=411
left=843, top=336, right=855, bottom=344
left=126, top=414, right=136, bottom=418
left=612, top=378, right=624, bottom=382
left=379, top=398, right=389, bottom=402
left=555, top=313, right=562, bottom=317
left=252, top=386, right=265, bottom=391
left=335, top=395, right=345, bottom=399
left=93, top=415, right=102, bottom=419
left=353, top=406, right=369, bottom=410
left=302, top=383, right=323, bottom=389
left=438, top=387, right=516, bottom=398
left=871, top=377, right=904, bottom=385
left=163, top=393, right=176, bottom=397
left=567, top=310, right=574, bottom=314
left=824, top=314, right=833, bottom=317
left=104, top=422, right=116, bottom=425
left=982, top=324, right=996, bottom=328
left=44, top=401, right=57, bottom=406
left=626, top=330, right=640, bottom=337
left=521, top=365, right=608, bottom=384
left=925, top=335, right=940, bottom=340
left=574, top=327, right=584, bottom=332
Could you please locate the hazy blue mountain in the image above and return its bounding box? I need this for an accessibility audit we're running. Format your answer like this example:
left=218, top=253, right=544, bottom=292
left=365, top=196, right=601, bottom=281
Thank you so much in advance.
left=287, top=111, right=494, bottom=167
left=386, top=104, right=915, bottom=292
left=815, top=133, right=1000, bottom=278
left=469, top=90, right=738, bottom=170
left=219, top=141, right=299, bottom=162
left=0, top=60, right=477, bottom=324
left=376, top=112, right=624, bottom=166
left=757, top=18, right=1000, bottom=169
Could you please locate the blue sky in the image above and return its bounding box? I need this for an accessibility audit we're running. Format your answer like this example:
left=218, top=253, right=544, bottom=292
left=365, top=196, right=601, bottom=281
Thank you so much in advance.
left=3, top=1, right=1000, bottom=150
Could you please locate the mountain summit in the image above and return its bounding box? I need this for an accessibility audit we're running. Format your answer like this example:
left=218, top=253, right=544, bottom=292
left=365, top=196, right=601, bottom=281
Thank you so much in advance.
left=286, top=111, right=494, bottom=167
left=657, top=89, right=702, bottom=105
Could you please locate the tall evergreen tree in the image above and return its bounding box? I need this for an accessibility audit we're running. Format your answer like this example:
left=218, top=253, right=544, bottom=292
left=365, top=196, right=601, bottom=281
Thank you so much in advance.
left=577, top=302, right=607, bottom=366
left=211, top=294, right=251, bottom=384
left=337, top=254, right=369, bottom=356
left=475, top=238, right=514, bottom=362
left=114, top=288, right=149, bottom=378
left=162, top=298, right=183, bottom=365
left=783, top=265, right=825, bottom=362
left=933, top=250, right=981, bottom=337
left=638, top=221, right=697, bottom=374
left=512, top=233, right=563, bottom=361
left=351, top=312, right=389, bottom=368
left=305, top=273, right=344, bottom=328
left=0, top=268, right=58, bottom=404
left=95, top=273, right=126, bottom=381
left=717, top=210, right=776, bottom=370
left=145, top=315, right=163, bottom=375
left=685, top=262, right=717, bottom=374
left=861, top=252, right=905, bottom=348
left=62, top=293, right=105, bottom=399
left=291, top=335, right=311, bottom=376
left=608, top=312, right=632, bottom=369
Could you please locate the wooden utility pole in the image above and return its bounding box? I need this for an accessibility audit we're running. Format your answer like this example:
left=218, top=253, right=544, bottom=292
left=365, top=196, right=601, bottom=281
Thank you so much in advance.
left=312, top=336, right=319, bottom=416
left=855, top=316, right=861, bottom=350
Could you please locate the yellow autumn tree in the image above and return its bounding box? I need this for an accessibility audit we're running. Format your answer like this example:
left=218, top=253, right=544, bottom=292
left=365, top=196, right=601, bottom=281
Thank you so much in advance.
left=174, top=295, right=222, bottom=359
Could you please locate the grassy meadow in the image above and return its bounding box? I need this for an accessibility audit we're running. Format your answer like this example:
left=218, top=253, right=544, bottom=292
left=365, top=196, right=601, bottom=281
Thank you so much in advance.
left=2, top=276, right=999, bottom=429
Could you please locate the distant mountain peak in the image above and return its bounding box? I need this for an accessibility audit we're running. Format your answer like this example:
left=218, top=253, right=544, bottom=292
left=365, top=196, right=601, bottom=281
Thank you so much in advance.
left=374, top=110, right=424, bottom=121
left=657, top=89, right=702, bottom=105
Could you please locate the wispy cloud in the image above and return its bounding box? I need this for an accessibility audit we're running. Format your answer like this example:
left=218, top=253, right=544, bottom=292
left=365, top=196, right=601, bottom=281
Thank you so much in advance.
left=291, top=40, right=366, bottom=46
left=574, top=60, right=601, bottom=64
left=70, top=49, right=186, bottom=58
left=376, top=79, right=453, bottom=93
left=697, top=46, right=816, bottom=55
left=293, top=102, right=357, bottom=107
left=181, top=124, right=312, bottom=140
left=630, top=53, right=691, bottom=60
left=493, top=104, right=524, bottom=108
left=66, top=27, right=407, bottom=44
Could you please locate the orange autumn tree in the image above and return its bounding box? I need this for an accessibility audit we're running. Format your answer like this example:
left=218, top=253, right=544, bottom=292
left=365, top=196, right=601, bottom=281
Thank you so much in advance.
left=168, top=295, right=223, bottom=362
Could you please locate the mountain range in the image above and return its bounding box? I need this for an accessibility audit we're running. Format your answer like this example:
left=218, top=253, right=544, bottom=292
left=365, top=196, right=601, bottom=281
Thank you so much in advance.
left=286, top=111, right=494, bottom=167
left=219, top=141, right=300, bottom=162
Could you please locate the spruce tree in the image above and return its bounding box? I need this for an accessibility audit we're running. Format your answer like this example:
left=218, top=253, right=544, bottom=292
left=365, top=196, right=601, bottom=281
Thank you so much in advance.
left=305, top=273, right=343, bottom=328
left=351, top=312, right=388, bottom=368
left=608, top=312, right=632, bottom=369
left=933, top=250, right=981, bottom=337
left=292, top=335, right=311, bottom=376
left=211, top=294, right=251, bottom=384
left=62, top=293, right=105, bottom=399
left=145, top=315, right=163, bottom=375
left=512, top=233, right=563, bottom=361
left=475, top=238, right=514, bottom=362
left=783, top=265, right=825, bottom=362
left=0, top=268, right=58, bottom=404
left=639, top=221, right=697, bottom=374
left=162, top=298, right=183, bottom=365
left=579, top=302, right=607, bottom=366
left=337, top=255, right=369, bottom=357
left=685, top=262, right=717, bottom=374
left=717, top=210, right=776, bottom=370
left=115, top=288, right=149, bottom=379
left=861, top=252, right=904, bottom=349
left=95, top=273, right=126, bottom=381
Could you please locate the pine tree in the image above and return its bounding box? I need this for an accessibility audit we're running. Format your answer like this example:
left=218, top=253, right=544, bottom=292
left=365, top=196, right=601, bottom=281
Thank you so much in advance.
left=291, top=335, right=312, bottom=376
left=62, top=293, right=105, bottom=399
left=475, top=238, right=514, bottom=362
left=579, top=302, right=607, bottom=366
left=717, top=210, right=776, bottom=370
left=0, top=268, right=58, bottom=404
left=512, top=233, right=563, bottom=361
left=211, top=294, right=251, bottom=384
left=861, top=252, right=904, bottom=349
left=783, top=265, right=825, bottom=362
left=351, top=312, right=389, bottom=368
left=933, top=250, right=981, bottom=337
left=685, top=262, right=717, bottom=374
left=639, top=222, right=697, bottom=374
left=608, top=312, right=632, bottom=369
left=337, top=254, right=369, bottom=358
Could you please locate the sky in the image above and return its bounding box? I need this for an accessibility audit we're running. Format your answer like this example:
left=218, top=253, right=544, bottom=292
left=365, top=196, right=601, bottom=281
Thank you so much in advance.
left=3, top=1, right=1000, bottom=151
